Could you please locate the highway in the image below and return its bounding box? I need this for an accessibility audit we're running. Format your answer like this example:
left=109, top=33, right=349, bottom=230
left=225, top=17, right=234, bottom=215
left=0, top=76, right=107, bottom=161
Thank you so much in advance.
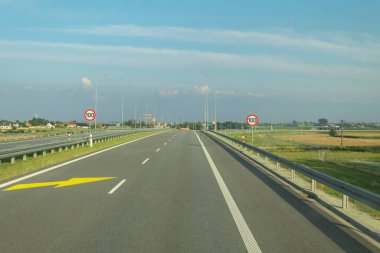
left=0, top=130, right=376, bottom=252
left=0, top=130, right=135, bottom=152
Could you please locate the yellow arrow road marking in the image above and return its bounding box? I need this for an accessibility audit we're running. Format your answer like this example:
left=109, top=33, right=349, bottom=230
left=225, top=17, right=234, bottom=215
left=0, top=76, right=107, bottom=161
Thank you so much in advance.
left=3, top=177, right=115, bottom=191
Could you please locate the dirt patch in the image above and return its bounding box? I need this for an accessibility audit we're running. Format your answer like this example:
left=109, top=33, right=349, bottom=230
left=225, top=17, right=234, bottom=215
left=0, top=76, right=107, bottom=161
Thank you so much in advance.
left=288, top=134, right=380, bottom=147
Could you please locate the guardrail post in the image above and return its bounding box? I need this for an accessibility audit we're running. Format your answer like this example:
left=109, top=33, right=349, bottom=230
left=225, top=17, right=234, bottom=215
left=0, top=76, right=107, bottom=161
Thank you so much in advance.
left=59, top=148, right=62, bottom=152
left=276, top=162, right=280, bottom=172
left=257, top=152, right=260, bottom=158
left=82, top=143, right=85, bottom=147
left=65, top=147, right=68, bottom=151
left=43, top=151, right=46, bottom=156
left=342, top=195, right=349, bottom=210
left=33, top=152, right=37, bottom=158
left=23, top=155, right=27, bottom=161
left=77, top=144, right=80, bottom=148
left=265, top=157, right=268, bottom=164
left=51, top=149, right=55, bottom=154
left=311, top=179, right=316, bottom=192
left=11, top=157, right=15, bottom=163
left=291, top=169, right=295, bottom=180
left=71, top=145, right=74, bottom=150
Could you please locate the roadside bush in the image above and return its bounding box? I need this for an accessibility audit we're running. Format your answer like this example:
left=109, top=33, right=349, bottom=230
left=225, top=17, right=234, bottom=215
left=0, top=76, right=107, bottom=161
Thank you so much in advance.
left=329, top=128, right=337, bottom=137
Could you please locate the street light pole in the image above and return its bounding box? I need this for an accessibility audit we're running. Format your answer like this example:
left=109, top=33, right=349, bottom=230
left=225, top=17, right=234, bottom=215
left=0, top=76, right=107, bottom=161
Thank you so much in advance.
left=214, top=91, right=217, bottom=131
left=94, top=82, right=98, bottom=133
left=134, top=98, right=137, bottom=129
left=341, top=120, right=344, bottom=147
left=206, top=90, right=208, bottom=130
left=121, top=93, right=124, bottom=129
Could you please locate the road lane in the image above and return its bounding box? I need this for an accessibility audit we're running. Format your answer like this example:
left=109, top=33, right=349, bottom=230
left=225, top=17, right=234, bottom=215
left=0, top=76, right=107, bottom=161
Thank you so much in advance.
left=0, top=130, right=376, bottom=252
left=0, top=130, right=246, bottom=252
left=197, top=131, right=375, bottom=253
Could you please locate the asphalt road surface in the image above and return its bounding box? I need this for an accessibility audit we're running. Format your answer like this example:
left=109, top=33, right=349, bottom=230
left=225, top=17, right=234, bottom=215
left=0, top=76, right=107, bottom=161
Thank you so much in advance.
left=0, top=130, right=132, bottom=151
left=0, top=130, right=376, bottom=252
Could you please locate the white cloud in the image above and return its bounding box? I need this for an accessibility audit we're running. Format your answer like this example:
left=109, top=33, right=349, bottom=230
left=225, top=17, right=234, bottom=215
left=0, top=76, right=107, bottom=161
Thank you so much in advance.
left=246, top=92, right=265, bottom=98
left=216, top=90, right=235, bottom=96
left=159, top=89, right=179, bottom=97
left=0, top=40, right=379, bottom=81
left=80, top=76, right=92, bottom=89
left=194, top=85, right=210, bottom=94
left=63, top=24, right=380, bottom=63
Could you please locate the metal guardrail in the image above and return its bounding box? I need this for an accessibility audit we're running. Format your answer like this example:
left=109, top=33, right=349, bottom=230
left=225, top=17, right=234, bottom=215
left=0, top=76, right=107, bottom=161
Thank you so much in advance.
left=208, top=131, right=380, bottom=211
left=0, top=129, right=157, bottom=164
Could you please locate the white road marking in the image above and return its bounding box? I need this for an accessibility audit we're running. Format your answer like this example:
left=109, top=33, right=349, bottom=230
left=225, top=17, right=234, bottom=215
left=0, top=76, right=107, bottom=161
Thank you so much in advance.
left=168, top=139, right=171, bottom=142
left=195, top=132, right=262, bottom=253
left=164, top=142, right=167, bottom=146
left=0, top=131, right=167, bottom=189
left=108, top=179, right=126, bottom=195
left=156, top=148, right=161, bottom=152
left=142, top=158, right=150, bottom=165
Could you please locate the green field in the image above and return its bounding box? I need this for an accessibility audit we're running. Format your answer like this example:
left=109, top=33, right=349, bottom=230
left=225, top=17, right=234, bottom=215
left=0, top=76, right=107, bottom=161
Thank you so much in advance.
left=226, top=130, right=380, bottom=195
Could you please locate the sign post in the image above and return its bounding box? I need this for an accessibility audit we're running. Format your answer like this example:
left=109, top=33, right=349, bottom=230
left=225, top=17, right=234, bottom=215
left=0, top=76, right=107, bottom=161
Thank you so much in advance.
left=84, top=108, right=96, bottom=147
left=152, top=117, right=156, bottom=128
left=246, top=114, right=259, bottom=146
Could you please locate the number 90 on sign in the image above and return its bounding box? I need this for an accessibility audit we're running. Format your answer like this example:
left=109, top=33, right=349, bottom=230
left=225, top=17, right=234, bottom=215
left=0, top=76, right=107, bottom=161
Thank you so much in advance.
left=84, top=109, right=96, bottom=121
left=246, top=114, right=258, bottom=127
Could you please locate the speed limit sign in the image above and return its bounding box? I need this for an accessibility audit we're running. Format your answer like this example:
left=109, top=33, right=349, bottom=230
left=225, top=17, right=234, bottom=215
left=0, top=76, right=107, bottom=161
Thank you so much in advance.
left=84, top=108, right=96, bottom=121
left=246, top=114, right=258, bottom=127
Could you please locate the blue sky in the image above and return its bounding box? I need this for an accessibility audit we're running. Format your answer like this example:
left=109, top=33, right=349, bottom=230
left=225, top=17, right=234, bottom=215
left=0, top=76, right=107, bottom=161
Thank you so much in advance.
left=1, top=0, right=379, bottom=123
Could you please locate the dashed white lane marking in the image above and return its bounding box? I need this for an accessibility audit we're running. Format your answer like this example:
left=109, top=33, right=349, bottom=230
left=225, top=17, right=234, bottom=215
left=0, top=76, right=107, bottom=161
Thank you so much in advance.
left=142, top=158, right=150, bottom=165
left=168, top=139, right=171, bottom=142
left=156, top=148, right=161, bottom=152
left=195, top=132, right=262, bottom=253
left=164, top=142, right=167, bottom=146
left=108, top=179, right=126, bottom=195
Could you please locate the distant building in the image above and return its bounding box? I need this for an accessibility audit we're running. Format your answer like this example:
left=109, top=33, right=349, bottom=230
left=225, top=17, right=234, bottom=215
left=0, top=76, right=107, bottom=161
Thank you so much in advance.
left=67, top=121, right=77, bottom=128
left=317, top=125, right=340, bottom=131
left=46, top=123, right=55, bottom=128
left=0, top=124, right=12, bottom=130
left=76, top=123, right=89, bottom=128
left=67, top=121, right=89, bottom=128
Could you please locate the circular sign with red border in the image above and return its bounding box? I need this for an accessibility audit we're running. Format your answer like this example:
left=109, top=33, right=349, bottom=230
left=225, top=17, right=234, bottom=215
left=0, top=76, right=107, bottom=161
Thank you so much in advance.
left=246, top=114, right=258, bottom=127
left=84, top=108, right=96, bottom=121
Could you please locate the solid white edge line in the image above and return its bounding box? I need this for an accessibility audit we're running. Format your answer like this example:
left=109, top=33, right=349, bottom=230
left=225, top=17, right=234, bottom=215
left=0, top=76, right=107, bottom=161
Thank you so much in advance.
left=0, top=131, right=168, bottom=189
left=195, top=131, right=262, bottom=253
left=142, top=158, right=150, bottom=165
left=156, top=148, right=161, bottom=152
left=108, top=179, right=127, bottom=195
left=164, top=143, right=167, bottom=146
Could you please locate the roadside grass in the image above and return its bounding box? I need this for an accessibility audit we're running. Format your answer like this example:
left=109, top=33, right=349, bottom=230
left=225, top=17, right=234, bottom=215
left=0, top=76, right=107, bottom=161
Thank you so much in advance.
left=226, top=131, right=380, bottom=219
left=0, top=130, right=162, bottom=182
left=0, top=129, right=94, bottom=142
left=227, top=131, right=380, bottom=194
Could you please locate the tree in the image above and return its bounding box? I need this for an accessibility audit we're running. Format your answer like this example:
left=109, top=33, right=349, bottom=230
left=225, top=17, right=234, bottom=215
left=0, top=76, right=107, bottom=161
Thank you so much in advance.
left=329, top=128, right=337, bottom=137
left=318, top=118, right=328, bottom=126
left=29, top=117, right=49, bottom=126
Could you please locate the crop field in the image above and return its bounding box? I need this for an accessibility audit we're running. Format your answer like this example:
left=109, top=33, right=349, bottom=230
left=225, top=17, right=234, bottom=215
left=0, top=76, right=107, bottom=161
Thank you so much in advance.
left=226, top=130, right=380, bottom=195
left=286, top=133, right=380, bottom=147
